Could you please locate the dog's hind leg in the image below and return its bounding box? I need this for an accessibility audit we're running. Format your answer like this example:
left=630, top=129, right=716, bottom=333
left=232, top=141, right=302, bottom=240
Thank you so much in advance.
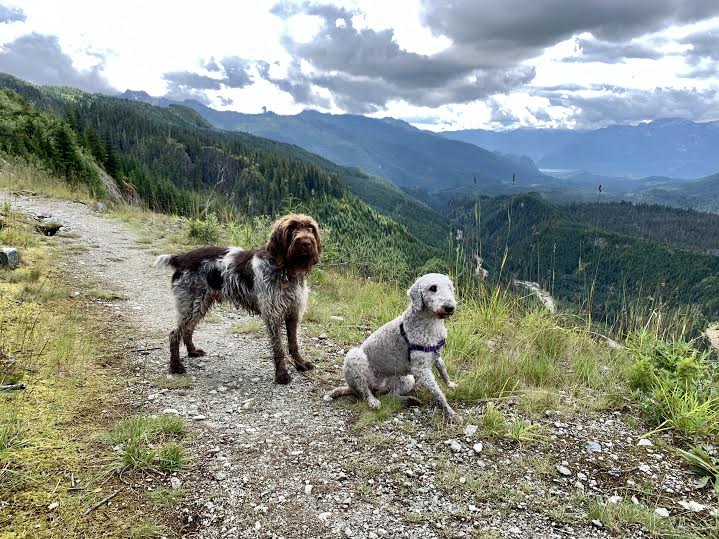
left=323, top=385, right=353, bottom=402
left=286, top=313, right=313, bottom=372
left=344, top=348, right=380, bottom=409
left=387, top=375, right=421, bottom=407
left=183, top=294, right=216, bottom=358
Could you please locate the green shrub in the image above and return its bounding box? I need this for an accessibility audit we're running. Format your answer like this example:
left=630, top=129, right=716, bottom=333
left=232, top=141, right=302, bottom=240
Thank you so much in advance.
left=188, top=213, right=221, bottom=244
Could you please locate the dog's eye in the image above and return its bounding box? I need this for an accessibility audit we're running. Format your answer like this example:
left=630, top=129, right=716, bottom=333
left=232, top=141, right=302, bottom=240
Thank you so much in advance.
left=428, top=285, right=437, bottom=292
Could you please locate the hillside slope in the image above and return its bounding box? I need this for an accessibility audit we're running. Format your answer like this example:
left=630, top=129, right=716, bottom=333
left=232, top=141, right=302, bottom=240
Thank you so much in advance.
left=122, top=92, right=544, bottom=193
left=0, top=73, right=444, bottom=274
left=448, top=193, right=719, bottom=332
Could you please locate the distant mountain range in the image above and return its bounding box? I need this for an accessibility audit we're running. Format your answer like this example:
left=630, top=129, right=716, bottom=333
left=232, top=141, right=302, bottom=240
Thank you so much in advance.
left=442, top=119, right=719, bottom=179
left=121, top=91, right=544, bottom=193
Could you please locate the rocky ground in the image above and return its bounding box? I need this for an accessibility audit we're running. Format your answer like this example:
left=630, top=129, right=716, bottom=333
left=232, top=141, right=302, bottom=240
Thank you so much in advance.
left=5, top=192, right=717, bottom=538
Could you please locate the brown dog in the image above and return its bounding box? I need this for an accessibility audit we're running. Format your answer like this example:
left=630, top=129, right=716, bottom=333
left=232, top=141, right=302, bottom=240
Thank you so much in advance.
left=156, top=214, right=322, bottom=383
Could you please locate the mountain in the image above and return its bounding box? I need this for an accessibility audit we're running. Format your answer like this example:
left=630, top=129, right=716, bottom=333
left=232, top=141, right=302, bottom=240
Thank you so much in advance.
left=440, top=128, right=583, bottom=162
left=121, top=92, right=545, bottom=193
left=442, top=119, right=719, bottom=179
left=0, top=73, right=445, bottom=278
left=447, top=192, right=719, bottom=333
left=633, top=172, right=719, bottom=213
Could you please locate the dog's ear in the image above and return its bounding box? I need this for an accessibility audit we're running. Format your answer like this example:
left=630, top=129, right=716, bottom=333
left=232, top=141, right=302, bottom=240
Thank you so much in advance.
left=407, top=281, right=423, bottom=311
left=267, top=215, right=290, bottom=266
left=309, top=219, right=323, bottom=257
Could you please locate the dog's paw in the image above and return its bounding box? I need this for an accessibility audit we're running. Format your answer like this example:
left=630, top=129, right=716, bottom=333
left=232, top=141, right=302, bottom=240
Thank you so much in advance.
left=275, top=370, right=292, bottom=385
left=294, top=360, right=314, bottom=372
left=447, top=381, right=458, bottom=390
left=188, top=349, right=206, bottom=358
left=169, top=362, right=186, bottom=374
left=368, top=397, right=381, bottom=409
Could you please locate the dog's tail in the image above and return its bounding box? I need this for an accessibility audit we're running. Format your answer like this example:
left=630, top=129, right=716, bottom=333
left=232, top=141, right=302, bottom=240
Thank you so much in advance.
left=154, top=254, right=176, bottom=269
left=323, top=385, right=353, bottom=402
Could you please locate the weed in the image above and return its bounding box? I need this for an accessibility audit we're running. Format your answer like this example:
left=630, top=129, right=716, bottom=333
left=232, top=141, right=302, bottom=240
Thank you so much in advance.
left=188, top=213, right=221, bottom=244
left=354, top=395, right=405, bottom=428
left=108, top=415, right=188, bottom=473
left=154, top=374, right=193, bottom=389
left=230, top=319, right=263, bottom=334
left=147, top=487, right=186, bottom=507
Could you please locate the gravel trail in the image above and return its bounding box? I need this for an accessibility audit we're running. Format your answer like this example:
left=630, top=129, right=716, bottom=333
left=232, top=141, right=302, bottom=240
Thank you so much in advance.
left=7, top=192, right=713, bottom=539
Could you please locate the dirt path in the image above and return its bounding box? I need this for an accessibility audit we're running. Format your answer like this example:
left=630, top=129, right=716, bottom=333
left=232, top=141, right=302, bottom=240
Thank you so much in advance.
left=6, top=192, right=713, bottom=539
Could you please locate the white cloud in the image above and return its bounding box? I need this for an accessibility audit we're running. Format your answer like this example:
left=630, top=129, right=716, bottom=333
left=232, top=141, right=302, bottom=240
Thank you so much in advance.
left=0, top=0, right=717, bottom=129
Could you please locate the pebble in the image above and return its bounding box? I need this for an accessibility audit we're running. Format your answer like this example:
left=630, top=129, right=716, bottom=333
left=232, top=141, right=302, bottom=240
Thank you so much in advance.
left=304, top=484, right=313, bottom=495
left=170, top=477, right=182, bottom=489
left=637, top=438, right=653, bottom=447
left=48, top=502, right=59, bottom=510
left=678, top=500, right=705, bottom=512
left=585, top=441, right=602, bottom=452
left=193, top=415, right=207, bottom=421
left=654, top=507, right=670, bottom=518
left=463, top=424, right=478, bottom=436
left=591, top=519, right=602, bottom=528
left=449, top=440, right=462, bottom=452
left=556, top=465, right=571, bottom=476
left=162, top=408, right=179, bottom=414
left=473, top=443, right=483, bottom=454
left=608, top=495, right=622, bottom=504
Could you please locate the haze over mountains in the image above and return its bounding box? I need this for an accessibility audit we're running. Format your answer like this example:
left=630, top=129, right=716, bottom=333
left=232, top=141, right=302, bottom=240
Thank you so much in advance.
left=443, top=119, right=719, bottom=179
left=122, top=91, right=719, bottom=210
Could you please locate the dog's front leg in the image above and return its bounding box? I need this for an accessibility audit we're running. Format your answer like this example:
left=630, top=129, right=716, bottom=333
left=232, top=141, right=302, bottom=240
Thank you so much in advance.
left=412, top=362, right=462, bottom=423
left=435, top=356, right=458, bottom=389
left=286, top=315, right=314, bottom=372
left=265, top=317, right=291, bottom=384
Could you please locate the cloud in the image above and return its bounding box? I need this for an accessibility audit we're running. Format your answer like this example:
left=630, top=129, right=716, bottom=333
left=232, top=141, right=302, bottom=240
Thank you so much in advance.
left=682, top=29, right=719, bottom=62
left=568, top=37, right=664, bottom=63
left=268, top=1, right=536, bottom=111
left=420, top=0, right=719, bottom=62
left=547, top=86, right=719, bottom=127
left=0, top=33, right=113, bottom=92
left=0, top=4, right=25, bottom=23
left=162, top=56, right=255, bottom=100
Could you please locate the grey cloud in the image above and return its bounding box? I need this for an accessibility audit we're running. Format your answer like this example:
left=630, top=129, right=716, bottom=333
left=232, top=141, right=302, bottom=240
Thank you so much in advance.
left=0, top=33, right=113, bottom=92
left=548, top=87, right=719, bottom=127
left=682, top=30, right=719, bottom=62
left=0, top=4, right=25, bottom=23
left=162, top=56, right=254, bottom=99
left=163, top=71, right=223, bottom=90
left=421, top=0, right=719, bottom=61
left=269, top=1, right=536, bottom=110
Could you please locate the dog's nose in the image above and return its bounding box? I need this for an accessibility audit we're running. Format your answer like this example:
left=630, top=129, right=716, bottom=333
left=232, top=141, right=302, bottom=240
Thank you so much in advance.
left=443, top=304, right=455, bottom=315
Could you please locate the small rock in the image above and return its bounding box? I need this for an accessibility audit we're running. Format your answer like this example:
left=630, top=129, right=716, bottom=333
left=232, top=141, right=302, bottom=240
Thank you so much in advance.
left=574, top=481, right=584, bottom=490
left=449, top=440, right=462, bottom=453
left=0, top=247, right=19, bottom=269
left=192, top=415, right=207, bottom=421
left=472, top=442, right=483, bottom=454
left=318, top=512, right=331, bottom=522
left=162, top=408, right=179, bottom=414
left=368, top=533, right=378, bottom=539
left=463, top=424, right=478, bottom=436
left=654, top=507, right=670, bottom=518
left=48, top=502, right=59, bottom=510
left=591, top=519, right=602, bottom=528
left=556, top=465, right=572, bottom=477
left=304, top=484, right=313, bottom=495
left=585, top=441, right=602, bottom=452
left=329, top=316, right=345, bottom=322
left=170, top=477, right=182, bottom=489
left=678, top=500, right=705, bottom=512
left=608, top=495, right=623, bottom=504
left=637, top=438, right=653, bottom=447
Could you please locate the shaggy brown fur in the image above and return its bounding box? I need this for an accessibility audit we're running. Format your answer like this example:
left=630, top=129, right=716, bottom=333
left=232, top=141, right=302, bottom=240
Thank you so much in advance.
left=156, top=213, right=322, bottom=383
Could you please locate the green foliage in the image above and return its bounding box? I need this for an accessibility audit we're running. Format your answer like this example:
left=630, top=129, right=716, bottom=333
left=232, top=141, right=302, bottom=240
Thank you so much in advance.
left=0, top=89, right=102, bottom=193
left=108, top=415, right=188, bottom=473
left=626, top=331, right=719, bottom=440
left=188, top=213, right=221, bottom=244
left=448, top=192, right=719, bottom=337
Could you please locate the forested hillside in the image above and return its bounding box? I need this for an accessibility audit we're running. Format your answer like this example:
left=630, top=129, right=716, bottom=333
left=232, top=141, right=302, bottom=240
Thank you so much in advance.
left=447, top=193, right=719, bottom=333
left=0, top=73, right=442, bottom=278
left=633, top=173, right=719, bottom=214
left=566, top=201, right=719, bottom=254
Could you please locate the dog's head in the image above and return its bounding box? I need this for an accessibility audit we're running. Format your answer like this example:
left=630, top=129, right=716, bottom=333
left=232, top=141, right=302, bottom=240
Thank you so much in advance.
left=407, top=273, right=456, bottom=318
left=267, top=213, right=322, bottom=274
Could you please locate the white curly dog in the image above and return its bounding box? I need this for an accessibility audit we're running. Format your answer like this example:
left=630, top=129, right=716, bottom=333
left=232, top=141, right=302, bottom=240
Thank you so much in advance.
left=325, top=273, right=461, bottom=422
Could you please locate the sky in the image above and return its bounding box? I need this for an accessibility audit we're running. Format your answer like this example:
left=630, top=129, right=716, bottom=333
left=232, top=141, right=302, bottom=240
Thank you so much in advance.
left=0, top=0, right=718, bottom=131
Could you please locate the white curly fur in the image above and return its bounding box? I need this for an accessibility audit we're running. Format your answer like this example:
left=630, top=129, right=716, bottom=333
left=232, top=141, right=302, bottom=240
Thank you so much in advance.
left=324, top=273, right=461, bottom=422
